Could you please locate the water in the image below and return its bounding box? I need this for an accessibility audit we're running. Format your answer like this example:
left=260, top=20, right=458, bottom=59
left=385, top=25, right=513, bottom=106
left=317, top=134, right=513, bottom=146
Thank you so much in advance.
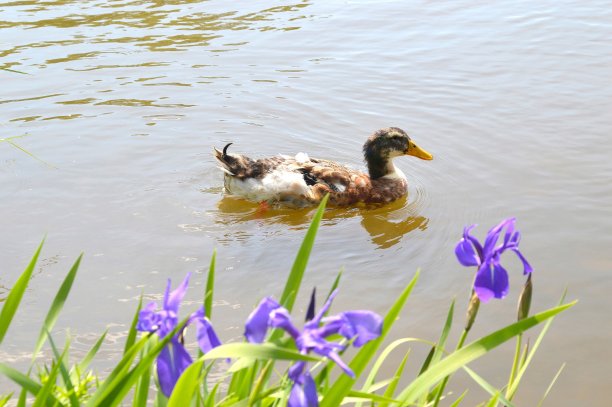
left=1, top=0, right=611, bottom=404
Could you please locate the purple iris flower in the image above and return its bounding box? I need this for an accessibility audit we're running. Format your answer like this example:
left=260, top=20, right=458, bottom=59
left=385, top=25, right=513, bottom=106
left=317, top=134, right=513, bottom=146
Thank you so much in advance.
left=455, top=218, right=533, bottom=303
left=244, top=290, right=383, bottom=407
left=137, top=273, right=221, bottom=397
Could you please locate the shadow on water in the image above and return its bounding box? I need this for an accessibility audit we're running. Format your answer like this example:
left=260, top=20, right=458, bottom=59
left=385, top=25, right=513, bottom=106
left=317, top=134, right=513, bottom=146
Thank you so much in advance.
left=214, top=195, right=429, bottom=249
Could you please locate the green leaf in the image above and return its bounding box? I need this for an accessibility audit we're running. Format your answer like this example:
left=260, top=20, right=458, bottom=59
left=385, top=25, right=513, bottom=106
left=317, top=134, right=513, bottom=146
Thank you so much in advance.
left=320, top=270, right=420, bottom=407
left=46, top=332, right=79, bottom=407
left=379, top=351, right=410, bottom=407
left=448, top=390, right=468, bottom=407
left=344, top=390, right=401, bottom=403
left=0, top=393, right=12, bottom=407
left=506, top=292, right=569, bottom=400
left=0, top=364, right=45, bottom=399
left=430, top=300, right=456, bottom=406
left=327, top=268, right=343, bottom=300
left=205, top=250, right=216, bottom=319
left=86, top=335, right=151, bottom=406
left=536, top=363, right=566, bottom=407
left=358, top=338, right=421, bottom=401
left=202, top=343, right=320, bottom=363
left=17, top=388, right=26, bottom=407
left=33, top=253, right=82, bottom=357
left=247, top=360, right=273, bottom=406
left=395, top=301, right=576, bottom=404
left=0, top=239, right=44, bottom=345
left=168, top=359, right=204, bottom=406
left=278, top=194, right=328, bottom=313
left=132, top=342, right=152, bottom=407
left=78, top=330, right=108, bottom=372
left=124, top=295, right=143, bottom=355
left=484, top=392, right=501, bottom=407
left=32, top=344, right=68, bottom=407
left=462, top=366, right=515, bottom=407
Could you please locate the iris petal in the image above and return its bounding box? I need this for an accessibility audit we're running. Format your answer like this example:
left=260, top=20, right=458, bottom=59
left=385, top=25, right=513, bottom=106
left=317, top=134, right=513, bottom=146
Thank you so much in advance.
left=269, top=308, right=301, bottom=339
left=483, top=218, right=514, bottom=258
left=474, top=262, right=510, bottom=303
left=137, top=302, right=159, bottom=332
left=288, top=382, right=309, bottom=407
left=336, top=311, right=383, bottom=347
left=244, top=297, right=282, bottom=343
left=303, top=373, right=319, bottom=406
left=512, top=248, right=533, bottom=275
left=194, top=308, right=222, bottom=353
left=307, top=289, right=339, bottom=328
left=156, top=337, right=193, bottom=397
left=455, top=238, right=481, bottom=267
left=165, top=273, right=191, bottom=314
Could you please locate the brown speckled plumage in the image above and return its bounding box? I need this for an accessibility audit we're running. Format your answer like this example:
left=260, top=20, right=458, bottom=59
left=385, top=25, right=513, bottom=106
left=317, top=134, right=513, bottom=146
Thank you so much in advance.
left=214, top=127, right=432, bottom=207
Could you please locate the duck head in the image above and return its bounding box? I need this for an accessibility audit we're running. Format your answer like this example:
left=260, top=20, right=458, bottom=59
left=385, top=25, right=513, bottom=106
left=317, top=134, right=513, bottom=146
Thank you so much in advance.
left=363, top=127, right=433, bottom=179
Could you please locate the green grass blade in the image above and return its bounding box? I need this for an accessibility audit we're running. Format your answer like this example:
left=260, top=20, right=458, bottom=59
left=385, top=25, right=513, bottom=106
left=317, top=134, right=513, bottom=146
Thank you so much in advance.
left=320, top=270, right=420, bottom=407
left=448, top=391, right=468, bottom=407
left=536, top=363, right=566, bottom=407
left=205, top=250, right=216, bottom=319
left=32, top=344, right=68, bottom=407
left=86, top=335, right=150, bottom=406
left=168, top=359, right=204, bottom=406
left=124, top=295, right=143, bottom=355
left=0, top=364, right=44, bottom=398
left=327, top=268, right=343, bottom=299
left=33, top=254, right=82, bottom=357
left=0, top=239, right=44, bottom=345
left=358, top=338, right=420, bottom=400
left=17, top=388, right=26, bottom=407
left=133, top=343, right=152, bottom=407
left=78, top=330, right=108, bottom=372
left=0, top=393, right=12, bottom=407
left=484, top=392, right=500, bottom=407
left=432, top=300, right=455, bottom=365
left=462, top=366, right=515, bottom=407
left=205, top=383, right=219, bottom=407
left=278, top=194, right=328, bottom=313
left=201, top=343, right=320, bottom=363
left=344, top=390, right=401, bottom=404
left=46, top=332, right=79, bottom=407
left=395, top=301, right=576, bottom=404
left=430, top=300, right=456, bottom=406
left=379, top=351, right=410, bottom=407
left=247, top=360, right=273, bottom=406
left=506, top=292, right=569, bottom=400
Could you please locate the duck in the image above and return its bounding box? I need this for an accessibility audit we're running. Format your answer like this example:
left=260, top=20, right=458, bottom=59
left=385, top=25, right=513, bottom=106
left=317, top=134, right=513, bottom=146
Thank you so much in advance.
left=213, top=127, right=433, bottom=207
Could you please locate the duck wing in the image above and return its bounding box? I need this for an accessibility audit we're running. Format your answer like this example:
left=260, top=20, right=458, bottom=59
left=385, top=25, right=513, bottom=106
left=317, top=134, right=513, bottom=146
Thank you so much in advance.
left=297, top=158, right=372, bottom=204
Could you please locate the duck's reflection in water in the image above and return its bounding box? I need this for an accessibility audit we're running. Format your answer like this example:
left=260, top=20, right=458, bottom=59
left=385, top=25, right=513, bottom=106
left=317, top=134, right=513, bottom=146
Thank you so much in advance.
left=214, top=195, right=428, bottom=249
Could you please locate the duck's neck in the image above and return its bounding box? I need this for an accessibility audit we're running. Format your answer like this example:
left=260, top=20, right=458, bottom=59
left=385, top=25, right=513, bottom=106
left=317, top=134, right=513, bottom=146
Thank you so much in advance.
left=367, top=156, right=401, bottom=179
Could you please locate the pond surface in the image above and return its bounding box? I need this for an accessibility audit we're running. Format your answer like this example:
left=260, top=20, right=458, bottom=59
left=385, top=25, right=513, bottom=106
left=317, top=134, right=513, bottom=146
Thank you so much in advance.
left=1, top=0, right=611, bottom=404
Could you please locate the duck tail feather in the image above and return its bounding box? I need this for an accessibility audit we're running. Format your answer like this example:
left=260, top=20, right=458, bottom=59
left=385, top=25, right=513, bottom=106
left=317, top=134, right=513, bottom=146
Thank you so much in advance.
left=214, top=142, right=249, bottom=177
